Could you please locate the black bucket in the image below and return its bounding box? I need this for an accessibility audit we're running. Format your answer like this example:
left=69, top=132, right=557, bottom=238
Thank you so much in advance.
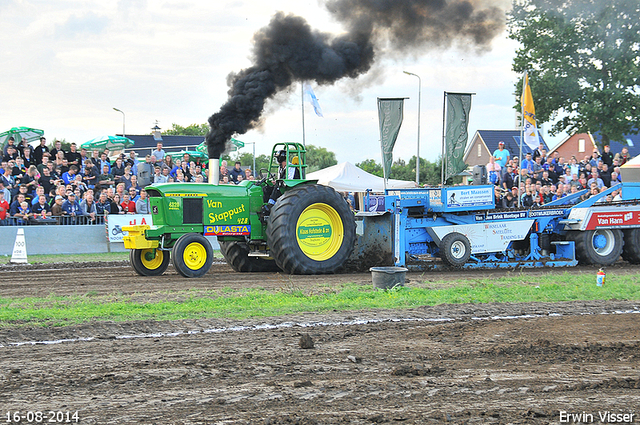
left=369, top=266, right=408, bottom=290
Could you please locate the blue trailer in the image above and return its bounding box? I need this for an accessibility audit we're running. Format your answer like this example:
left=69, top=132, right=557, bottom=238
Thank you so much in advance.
left=361, top=182, right=640, bottom=271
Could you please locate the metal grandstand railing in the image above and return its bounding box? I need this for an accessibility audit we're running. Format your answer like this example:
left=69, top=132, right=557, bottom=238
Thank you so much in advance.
left=1, top=215, right=107, bottom=226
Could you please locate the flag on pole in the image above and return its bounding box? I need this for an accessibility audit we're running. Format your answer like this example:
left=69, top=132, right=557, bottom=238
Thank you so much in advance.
left=443, top=92, right=473, bottom=182
left=303, top=82, right=323, bottom=117
left=522, top=72, right=540, bottom=150
left=377, top=98, right=405, bottom=181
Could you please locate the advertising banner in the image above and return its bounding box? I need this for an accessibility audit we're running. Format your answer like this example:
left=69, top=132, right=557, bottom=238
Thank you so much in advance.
left=585, top=211, right=640, bottom=230
left=444, top=187, right=494, bottom=210
left=106, top=214, right=153, bottom=243
left=431, top=220, right=534, bottom=254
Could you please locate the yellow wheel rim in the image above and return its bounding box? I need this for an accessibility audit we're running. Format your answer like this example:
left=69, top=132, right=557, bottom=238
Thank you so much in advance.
left=183, top=242, right=207, bottom=270
left=141, top=249, right=164, bottom=270
left=295, top=203, right=344, bottom=261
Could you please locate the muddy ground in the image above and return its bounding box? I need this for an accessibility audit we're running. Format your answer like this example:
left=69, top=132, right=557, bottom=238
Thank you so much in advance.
left=0, top=262, right=639, bottom=424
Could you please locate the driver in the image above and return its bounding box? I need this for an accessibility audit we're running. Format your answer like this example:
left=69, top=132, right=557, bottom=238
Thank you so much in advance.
left=263, top=150, right=300, bottom=214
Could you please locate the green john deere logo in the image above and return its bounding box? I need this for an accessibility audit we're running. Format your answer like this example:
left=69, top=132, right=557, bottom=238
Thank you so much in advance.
left=297, top=217, right=332, bottom=247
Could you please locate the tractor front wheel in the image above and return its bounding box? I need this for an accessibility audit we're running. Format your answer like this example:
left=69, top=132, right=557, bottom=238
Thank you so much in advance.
left=130, top=248, right=170, bottom=276
left=172, top=234, right=214, bottom=278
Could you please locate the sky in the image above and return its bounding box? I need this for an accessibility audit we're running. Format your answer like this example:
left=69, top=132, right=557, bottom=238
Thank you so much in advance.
left=0, top=0, right=568, bottom=165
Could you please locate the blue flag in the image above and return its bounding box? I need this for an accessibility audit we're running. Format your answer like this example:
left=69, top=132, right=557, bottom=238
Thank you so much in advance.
left=303, top=82, right=323, bottom=117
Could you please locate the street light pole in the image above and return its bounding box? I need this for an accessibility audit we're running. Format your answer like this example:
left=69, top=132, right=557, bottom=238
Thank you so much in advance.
left=113, top=108, right=125, bottom=138
left=403, top=71, right=421, bottom=185
left=244, top=142, right=256, bottom=178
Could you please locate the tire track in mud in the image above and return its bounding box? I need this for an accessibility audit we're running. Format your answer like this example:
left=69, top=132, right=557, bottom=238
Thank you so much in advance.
left=1, top=258, right=640, bottom=424
left=1, top=302, right=639, bottom=424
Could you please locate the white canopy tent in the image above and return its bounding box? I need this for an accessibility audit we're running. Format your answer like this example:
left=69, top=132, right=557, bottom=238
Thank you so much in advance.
left=620, top=154, right=640, bottom=182
left=307, top=162, right=416, bottom=192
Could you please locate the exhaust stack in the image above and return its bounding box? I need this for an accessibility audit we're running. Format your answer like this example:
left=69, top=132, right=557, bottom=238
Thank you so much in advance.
left=209, top=158, right=220, bottom=186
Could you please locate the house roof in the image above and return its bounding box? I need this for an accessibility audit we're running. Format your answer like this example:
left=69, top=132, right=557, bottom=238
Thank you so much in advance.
left=471, top=130, right=548, bottom=158
left=123, top=134, right=205, bottom=151
left=592, top=132, right=640, bottom=157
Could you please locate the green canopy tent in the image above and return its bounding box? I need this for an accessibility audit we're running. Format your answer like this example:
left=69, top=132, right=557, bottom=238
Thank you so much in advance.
left=169, top=150, right=208, bottom=163
left=195, top=141, right=207, bottom=156
left=81, top=135, right=134, bottom=151
left=195, top=137, right=244, bottom=157
left=0, top=126, right=44, bottom=149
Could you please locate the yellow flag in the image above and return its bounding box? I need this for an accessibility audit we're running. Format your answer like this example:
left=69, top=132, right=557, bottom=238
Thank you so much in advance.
left=522, top=72, right=540, bottom=150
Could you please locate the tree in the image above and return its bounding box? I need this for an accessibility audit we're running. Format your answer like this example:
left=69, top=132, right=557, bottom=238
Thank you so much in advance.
left=356, top=159, right=383, bottom=177
left=304, top=144, right=337, bottom=173
left=356, top=156, right=443, bottom=186
left=508, top=0, right=640, bottom=147
left=164, top=123, right=209, bottom=136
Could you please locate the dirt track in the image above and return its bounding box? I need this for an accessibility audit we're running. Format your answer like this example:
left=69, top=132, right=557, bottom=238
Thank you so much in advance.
left=0, top=262, right=639, bottom=424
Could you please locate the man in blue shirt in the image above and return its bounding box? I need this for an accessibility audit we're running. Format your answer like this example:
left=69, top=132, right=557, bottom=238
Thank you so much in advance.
left=492, top=141, right=510, bottom=168
left=61, top=192, right=83, bottom=224
left=62, top=165, right=79, bottom=185
left=520, top=152, right=535, bottom=174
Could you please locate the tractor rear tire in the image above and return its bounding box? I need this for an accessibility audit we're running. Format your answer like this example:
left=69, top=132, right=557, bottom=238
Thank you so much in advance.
left=219, top=240, right=281, bottom=272
left=440, top=232, right=471, bottom=268
left=622, top=228, right=640, bottom=264
left=266, top=184, right=356, bottom=274
left=130, top=248, right=170, bottom=276
left=573, top=229, right=623, bottom=266
left=172, top=233, right=214, bottom=278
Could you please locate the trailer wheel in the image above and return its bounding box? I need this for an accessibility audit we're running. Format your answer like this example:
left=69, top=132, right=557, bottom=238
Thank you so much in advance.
left=130, top=248, right=170, bottom=276
left=440, top=232, right=471, bottom=268
left=574, top=229, right=623, bottom=266
left=622, top=229, right=640, bottom=264
left=172, top=234, right=214, bottom=278
left=219, top=240, right=281, bottom=272
left=266, top=184, right=356, bottom=274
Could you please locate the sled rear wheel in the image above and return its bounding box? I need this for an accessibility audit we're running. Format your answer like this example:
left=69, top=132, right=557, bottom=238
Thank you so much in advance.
left=573, top=229, right=623, bottom=266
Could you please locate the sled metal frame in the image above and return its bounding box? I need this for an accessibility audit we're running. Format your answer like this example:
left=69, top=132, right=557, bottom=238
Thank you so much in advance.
left=369, top=183, right=640, bottom=271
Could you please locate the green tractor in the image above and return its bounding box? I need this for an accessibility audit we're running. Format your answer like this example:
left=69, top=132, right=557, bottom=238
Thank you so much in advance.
left=123, top=142, right=356, bottom=277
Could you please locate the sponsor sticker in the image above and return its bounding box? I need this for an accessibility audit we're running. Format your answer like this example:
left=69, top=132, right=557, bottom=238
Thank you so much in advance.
left=164, top=193, right=207, bottom=197
left=586, top=211, right=640, bottom=230
left=446, top=187, right=494, bottom=209
left=204, top=225, right=251, bottom=236
left=208, top=204, right=246, bottom=223
left=528, top=209, right=565, bottom=218
left=485, top=211, right=527, bottom=220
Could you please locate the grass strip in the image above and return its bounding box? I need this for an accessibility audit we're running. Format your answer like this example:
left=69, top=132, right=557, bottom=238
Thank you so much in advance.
left=0, top=250, right=222, bottom=264
left=0, top=252, right=130, bottom=264
left=1, top=272, right=639, bottom=327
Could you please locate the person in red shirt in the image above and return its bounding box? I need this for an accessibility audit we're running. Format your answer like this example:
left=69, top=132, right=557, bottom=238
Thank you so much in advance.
left=0, top=190, right=9, bottom=225
left=120, top=193, right=136, bottom=214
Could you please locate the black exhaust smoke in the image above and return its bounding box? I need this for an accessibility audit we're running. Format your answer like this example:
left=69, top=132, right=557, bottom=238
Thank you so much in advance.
left=206, top=0, right=505, bottom=159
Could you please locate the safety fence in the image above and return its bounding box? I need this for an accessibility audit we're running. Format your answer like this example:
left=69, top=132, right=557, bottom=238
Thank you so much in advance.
left=0, top=215, right=107, bottom=226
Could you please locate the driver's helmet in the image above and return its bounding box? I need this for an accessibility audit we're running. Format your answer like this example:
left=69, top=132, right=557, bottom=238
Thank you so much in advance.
left=275, top=149, right=287, bottom=163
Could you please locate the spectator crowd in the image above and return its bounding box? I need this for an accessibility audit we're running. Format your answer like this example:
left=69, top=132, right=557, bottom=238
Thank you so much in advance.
left=486, top=141, right=630, bottom=208
left=1, top=135, right=632, bottom=226
left=0, top=139, right=256, bottom=226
